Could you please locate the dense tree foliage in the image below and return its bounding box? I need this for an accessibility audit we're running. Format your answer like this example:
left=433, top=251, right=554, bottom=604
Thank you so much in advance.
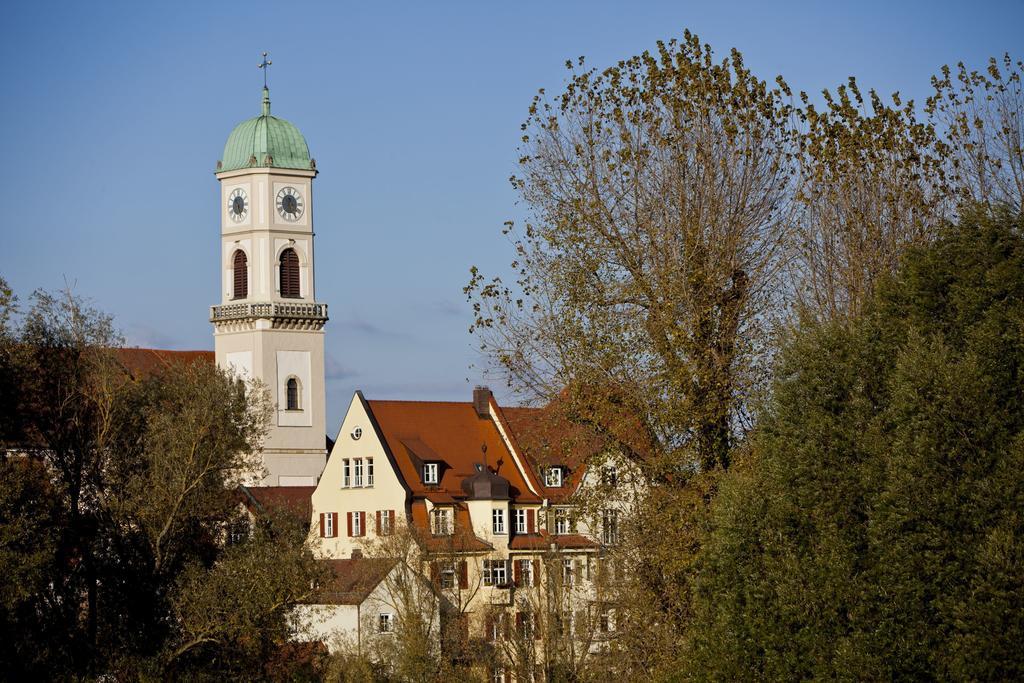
left=0, top=282, right=323, bottom=680
left=685, top=209, right=1024, bottom=680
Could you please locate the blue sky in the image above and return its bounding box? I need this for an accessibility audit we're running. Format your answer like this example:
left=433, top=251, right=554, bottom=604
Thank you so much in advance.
left=1, top=0, right=1021, bottom=431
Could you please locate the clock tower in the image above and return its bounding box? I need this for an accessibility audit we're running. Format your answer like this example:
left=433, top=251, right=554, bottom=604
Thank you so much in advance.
left=211, top=83, right=328, bottom=486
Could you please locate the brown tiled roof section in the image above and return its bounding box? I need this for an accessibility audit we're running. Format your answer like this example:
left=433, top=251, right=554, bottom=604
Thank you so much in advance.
left=115, top=348, right=214, bottom=378
left=367, top=400, right=541, bottom=504
left=240, top=485, right=315, bottom=526
left=313, top=558, right=396, bottom=605
left=410, top=500, right=492, bottom=553
left=501, top=405, right=607, bottom=502
left=508, top=530, right=599, bottom=551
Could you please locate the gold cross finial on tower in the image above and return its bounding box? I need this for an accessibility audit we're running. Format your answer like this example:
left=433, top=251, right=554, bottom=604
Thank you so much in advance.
left=258, top=52, right=272, bottom=88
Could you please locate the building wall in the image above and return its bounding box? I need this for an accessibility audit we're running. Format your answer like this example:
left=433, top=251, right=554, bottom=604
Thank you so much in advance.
left=311, top=393, right=409, bottom=558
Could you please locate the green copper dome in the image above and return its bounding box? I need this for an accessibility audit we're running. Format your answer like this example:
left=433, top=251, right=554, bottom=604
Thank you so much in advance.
left=217, top=88, right=314, bottom=173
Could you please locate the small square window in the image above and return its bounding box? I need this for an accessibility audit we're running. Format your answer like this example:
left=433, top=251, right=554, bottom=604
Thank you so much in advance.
left=545, top=467, right=563, bottom=488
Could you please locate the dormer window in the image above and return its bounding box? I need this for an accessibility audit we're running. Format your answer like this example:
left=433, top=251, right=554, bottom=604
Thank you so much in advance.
left=431, top=507, right=452, bottom=535
left=545, top=467, right=563, bottom=488
left=423, top=462, right=439, bottom=485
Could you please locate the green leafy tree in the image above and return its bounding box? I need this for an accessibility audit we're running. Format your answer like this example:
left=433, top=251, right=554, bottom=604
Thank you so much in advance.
left=685, top=208, right=1024, bottom=680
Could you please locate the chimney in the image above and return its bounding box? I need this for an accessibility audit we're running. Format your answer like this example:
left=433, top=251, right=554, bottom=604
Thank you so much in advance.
left=473, top=385, right=491, bottom=418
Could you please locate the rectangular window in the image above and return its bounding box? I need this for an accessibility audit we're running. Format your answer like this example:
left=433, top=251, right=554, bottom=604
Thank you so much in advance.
left=432, top=508, right=451, bottom=535
left=602, top=465, right=618, bottom=488
left=599, top=607, right=613, bottom=633
left=516, top=611, right=533, bottom=639
left=545, top=467, right=563, bottom=487
left=440, top=565, right=456, bottom=589
left=367, top=458, right=374, bottom=486
left=602, top=509, right=619, bottom=545
left=424, top=462, right=438, bottom=485
left=518, top=559, right=533, bottom=587
left=378, top=612, right=394, bottom=634
left=562, top=558, right=574, bottom=586
left=342, top=459, right=350, bottom=488
left=491, top=667, right=505, bottom=683
left=514, top=509, right=527, bottom=534
left=378, top=510, right=392, bottom=535
left=484, top=559, right=508, bottom=586
left=492, top=508, right=506, bottom=535
left=352, top=511, right=363, bottom=537
left=324, top=513, right=334, bottom=538
left=554, top=508, right=570, bottom=535
left=354, top=459, right=363, bottom=487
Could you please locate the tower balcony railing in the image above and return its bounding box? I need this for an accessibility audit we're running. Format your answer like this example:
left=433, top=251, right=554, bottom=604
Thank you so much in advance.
left=210, top=301, right=329, bottom=323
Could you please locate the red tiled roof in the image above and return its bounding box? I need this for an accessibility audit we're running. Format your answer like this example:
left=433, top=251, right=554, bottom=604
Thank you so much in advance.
left=508, top=530, right=599, bottom=551
left=410, top=500, right=492, bottom=553
left=501, top=404, right=607, bottom=502
left=313, top=558, right=396, bottom=605
left=366, top=399, right=541, bottom=504
left=115, top=348, right=214, bottom=378
left=240, top=485, right=315, bottom=525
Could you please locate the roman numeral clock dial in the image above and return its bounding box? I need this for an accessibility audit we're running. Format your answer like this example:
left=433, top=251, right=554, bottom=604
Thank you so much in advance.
left=227, top=188, right=249, bottom=222
left=276, top=186, right=304, bottom=221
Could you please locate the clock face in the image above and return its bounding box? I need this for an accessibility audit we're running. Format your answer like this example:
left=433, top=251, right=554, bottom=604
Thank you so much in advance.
left=227, top=188, right=248, bottom=222
left=276, top=186, right=304, bottom=221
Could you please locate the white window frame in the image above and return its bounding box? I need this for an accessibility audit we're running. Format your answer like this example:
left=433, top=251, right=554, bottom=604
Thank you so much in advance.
left=352, top=511, right=363, bottom=537
left=484, top=559, right=508, bottom=586
left=378, top=612, right=394, bottom=634
left=354, top=458, right=363, bottom=487
left=602, top=509, right=619, bottom=545
left=324, top=513, right=334, bottom=537
left=554, top=508, right=570, bottom=535
left=342, top=459, right=350, bottom=488
left=518, top=558, right=533, bottom=587
left=562, top=558, right=574, bottom=586
left=545, top=466, right=563, bottom=487
left=367, top=457, right=374, bottom=486
left=440, top=565, right=456, bottom=589
left=432, top=508, right=451, bottom=535
left=492, top=508, right=506, bottom=535
left=514, top=508, right=527, bottom=534
left=602, top=465, right=618, bottom=488
left=424, top=462, right=439, bottom=485
left=378, top=509, right=392, bottom=535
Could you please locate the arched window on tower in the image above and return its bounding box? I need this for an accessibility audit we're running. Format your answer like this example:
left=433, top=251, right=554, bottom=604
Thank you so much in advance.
left=232, top=250, right=248, bottom=300
left=286, top=377, right=300, bottom=410
left=280, top=248, right=300, bottom=298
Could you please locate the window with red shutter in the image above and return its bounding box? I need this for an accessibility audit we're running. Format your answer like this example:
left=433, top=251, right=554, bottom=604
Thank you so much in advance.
left=527, top=509, right=535, bottom=533
left=458, top=560, right=468, bottom=589
left=279, top=248, right=300, bottom=298
left=331, top=512, right=339, bottom=538
left=375, top=510, right=381, bottom=534
left=347, top=511, right=353, bottom=537
left=319, top=513, right=325, bottom=537
left=232, top=250, right=248, bottom=300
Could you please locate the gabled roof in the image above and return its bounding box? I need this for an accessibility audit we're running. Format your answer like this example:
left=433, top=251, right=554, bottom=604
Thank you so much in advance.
left=313, top=558, right=397, bottom=605
left=239, top=485, right=315, bottom=526
left=365, top=399, right=541, bottom=504
left=501, top=404, right=608, bottom=502
left=115, top=348, right=214, bottom=379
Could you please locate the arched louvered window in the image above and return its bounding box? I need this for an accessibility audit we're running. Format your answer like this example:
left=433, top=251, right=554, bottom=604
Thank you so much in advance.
left=232, top=250, right=248, bottom=300
left=286, top=377, right=299, bottom=410
left=280, top=248, right=300, bottom=298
